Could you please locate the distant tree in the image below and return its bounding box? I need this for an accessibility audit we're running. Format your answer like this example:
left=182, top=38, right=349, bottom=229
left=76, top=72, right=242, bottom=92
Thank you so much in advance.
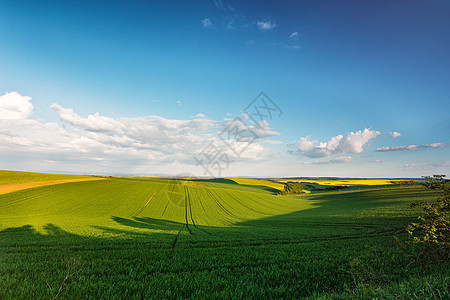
left=398, top=180, right=415, bottom=187
left=406, top=175, right=449, bottom=246
left=281, top=183, right=304, bottom=195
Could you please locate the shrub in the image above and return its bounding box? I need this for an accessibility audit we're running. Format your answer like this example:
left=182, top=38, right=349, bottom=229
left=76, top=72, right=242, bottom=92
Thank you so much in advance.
left=280, top=182, right=304, bottom=195
left=406, top=175, right=449, bottom=246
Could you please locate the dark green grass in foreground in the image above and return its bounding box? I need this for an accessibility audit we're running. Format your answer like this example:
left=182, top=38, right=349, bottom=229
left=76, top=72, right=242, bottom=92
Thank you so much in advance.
left=0, top=178, right=448, bottom=299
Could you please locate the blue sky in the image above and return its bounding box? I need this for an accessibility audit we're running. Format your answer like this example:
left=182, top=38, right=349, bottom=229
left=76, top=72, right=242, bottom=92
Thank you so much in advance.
left=0, top=0, right=449, bottom=177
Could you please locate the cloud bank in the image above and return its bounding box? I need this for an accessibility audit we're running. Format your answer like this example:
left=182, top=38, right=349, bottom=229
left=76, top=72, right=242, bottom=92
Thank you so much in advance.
left=376, top=143, right=449, bottom=152
left=0, top=92, right=280, bottom=173
left=303, top=156, right=352, bottom=165
left=290, top=128, right=381, bottom=158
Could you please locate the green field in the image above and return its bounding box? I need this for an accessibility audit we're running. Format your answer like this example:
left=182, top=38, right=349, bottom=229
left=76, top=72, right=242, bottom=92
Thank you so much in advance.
left=0, top=170, right=93, bottom=185
left=0, top=171, right=448, bottom=299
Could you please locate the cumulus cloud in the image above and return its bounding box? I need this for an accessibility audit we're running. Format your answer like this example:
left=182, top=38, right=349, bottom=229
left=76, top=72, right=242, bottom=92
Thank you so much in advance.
left=51, top=103, right=220, bottom=157
left=390, top=131, right=401, bottom=138
left=257, top=20, right=276, bottom=30
left=202, top=18, right=213, bottom=28
left=0, top=91, right=33, bottom=119
left=0, top=92, right=281, bottom=174
left=376, top=143, right=449, bottom=152
left=51, top=104, right=126, bottom=134
left=220, top=117, right=280, bottom=141
left=290, top=128, right=381, bottom=158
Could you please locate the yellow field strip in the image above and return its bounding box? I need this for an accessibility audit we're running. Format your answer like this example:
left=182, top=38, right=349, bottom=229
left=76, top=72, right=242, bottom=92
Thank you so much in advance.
left=277, top=179, right=401, bottom=186
left=144, top=191, right=157, bottom=208
left=0, top=177, right=105, bottom=195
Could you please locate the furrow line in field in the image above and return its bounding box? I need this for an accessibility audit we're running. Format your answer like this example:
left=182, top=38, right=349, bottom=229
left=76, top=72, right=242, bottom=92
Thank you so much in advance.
left=159, top=191, right=170, bottom=219
left=133, top=187, right=161, bottom=216
left=144, top=192, right=164, bottom=216
left=184, top=186, right=192, bottom=235
left=250, top=194, right=279, bottom=209
left=187, top=186, right=211, bottom=235
left=209, top=188, right=239, bottom=218
left=205, top=188, right=239, bottom=222
left=196, top=189, right=209, bottom=221
left=222, top=189, right=268, bottom=215
left=128, top=184, right=160, bottom=216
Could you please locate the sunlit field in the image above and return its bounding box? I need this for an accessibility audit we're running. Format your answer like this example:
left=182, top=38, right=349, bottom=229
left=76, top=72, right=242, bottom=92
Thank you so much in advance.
left=2, top=0, right=449, bottom=298
left=0, top=171, right=448, bottom=299
left=0, top=170, right=104, bottom=195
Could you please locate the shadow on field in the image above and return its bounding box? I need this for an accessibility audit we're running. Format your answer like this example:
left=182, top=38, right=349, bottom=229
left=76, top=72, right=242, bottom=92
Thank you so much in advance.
left=0, top=223, right=79, bottom=237
left=191, top=178, right=281, bottom=195
left=0, top=187, right=432, bottom=245
left=191, top=178, right=238, bottom=185
left=110, top=216, right=213, bottom=236
left=0, top=223, right=84, bottom=243
left=236, top=187, right=433, bottom=239
left=243, top=185, right=280, bottom=194
left=112, top=216, right=183, bottom=230
left=0, top=222, right=180, bottom=246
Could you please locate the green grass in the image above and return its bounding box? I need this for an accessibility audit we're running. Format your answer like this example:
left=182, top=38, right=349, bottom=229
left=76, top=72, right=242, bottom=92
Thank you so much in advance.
left=0, top=171, right=448, bottom=299
left=0, top=170, right=90, bottom=185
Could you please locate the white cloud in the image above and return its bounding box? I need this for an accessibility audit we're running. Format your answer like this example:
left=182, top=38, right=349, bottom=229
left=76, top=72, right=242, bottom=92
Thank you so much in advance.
left=289, top=32, right=299, bottom=40
left=261, top=139, right=283, bottom=145
left=290, top=128, right=381, bottom=158
left=333, top=156, right=353, bottom=163
left=0, top=91, right=33, bottom=119
left=246, top=40, right=255, bottom=45
left=221, top=117, right=280, bottom=140
left=390, top=131, right=401, bottom=138
left=304, top=156, right=352, bottom=165
left=176, top=100, right=182, bottom=106
left=257, top=20, right=276, bottom=30
left=284, top=45, right=301, bottom=50
left=202, top=18, right=213, bottom=28
left=338, top=129, right=381, bottom=153
left=376, top=143, right=449, bottom=152
left=51, top=104, right=125, bottom=134
left=0, top=92, right=281, bottom=174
